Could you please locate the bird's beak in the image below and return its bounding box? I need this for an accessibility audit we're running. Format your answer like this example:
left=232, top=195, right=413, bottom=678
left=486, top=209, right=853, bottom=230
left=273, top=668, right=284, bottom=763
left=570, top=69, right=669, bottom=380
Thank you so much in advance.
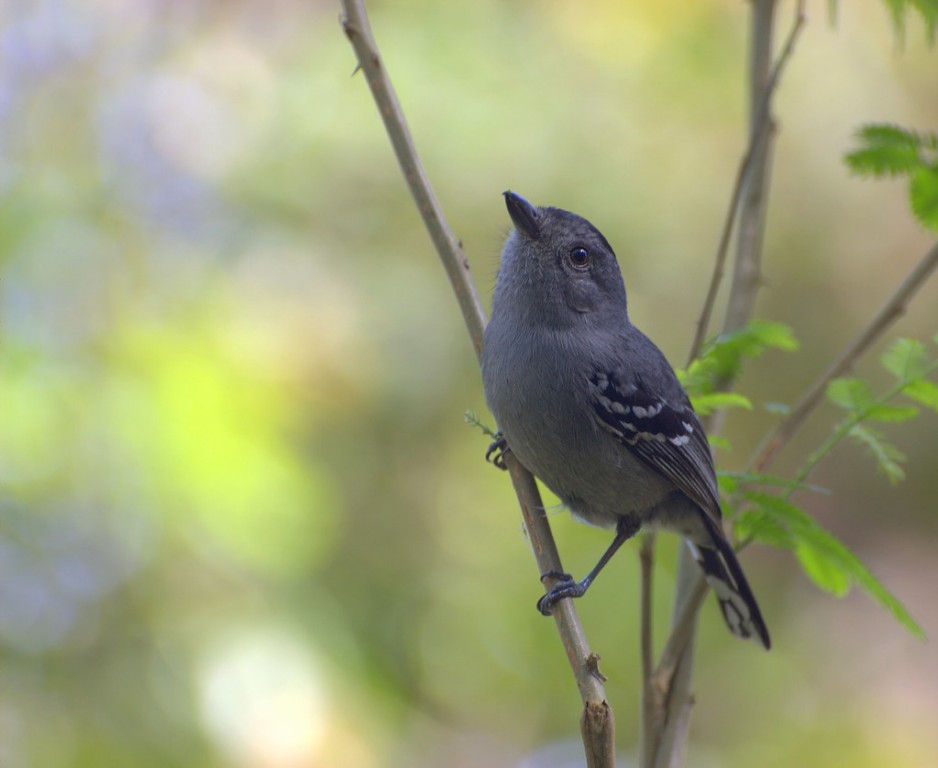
left=503, top=191, right=540, bottom=239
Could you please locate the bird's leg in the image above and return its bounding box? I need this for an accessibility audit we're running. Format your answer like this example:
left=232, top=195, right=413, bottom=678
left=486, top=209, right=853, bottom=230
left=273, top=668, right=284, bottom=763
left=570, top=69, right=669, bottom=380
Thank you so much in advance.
left=485, top=432, right=510, bottom=470
left=537, top=516, right=640, bottom=616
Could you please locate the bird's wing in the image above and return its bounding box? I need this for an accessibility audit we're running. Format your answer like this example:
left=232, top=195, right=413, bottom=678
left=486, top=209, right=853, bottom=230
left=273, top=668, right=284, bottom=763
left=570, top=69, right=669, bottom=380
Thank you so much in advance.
left=587, top=370, right=723, bottom=522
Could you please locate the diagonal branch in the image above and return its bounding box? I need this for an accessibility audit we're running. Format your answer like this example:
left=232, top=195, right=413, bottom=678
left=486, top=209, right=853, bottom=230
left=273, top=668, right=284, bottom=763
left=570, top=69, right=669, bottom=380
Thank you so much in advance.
left=341, top=1, right=487, bottom=359
left=339, top=2, right=614, bottom=764
left=750, top=237, right=938, bottom=473
left=653, top=573, right=708, bottom=695
left=687, top=0, right=807, bottom=366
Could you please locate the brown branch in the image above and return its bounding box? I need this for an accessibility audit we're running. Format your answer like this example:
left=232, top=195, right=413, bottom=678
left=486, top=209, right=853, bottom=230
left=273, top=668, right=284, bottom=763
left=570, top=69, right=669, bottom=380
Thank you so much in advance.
left=506, top=461, right=613, bottom=716
left=751, top=237, right=938, bottom=472
left=340, top=1, right=487, bottom=360
left=339, top=1, right=614, bottom=764
left=582, top=699, right=617, bottom=768
left=687, top=0, right=806, bottom=366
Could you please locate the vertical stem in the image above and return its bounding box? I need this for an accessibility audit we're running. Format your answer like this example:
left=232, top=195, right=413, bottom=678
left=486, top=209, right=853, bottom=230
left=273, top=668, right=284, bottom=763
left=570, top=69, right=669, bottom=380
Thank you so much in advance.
left=640, top=534, right=661, bottom=768
left=652, top=549, right=701, bottom=768
left=652, top=2, right=780, bottom=766
left=724, top=0, right=778, bottom=336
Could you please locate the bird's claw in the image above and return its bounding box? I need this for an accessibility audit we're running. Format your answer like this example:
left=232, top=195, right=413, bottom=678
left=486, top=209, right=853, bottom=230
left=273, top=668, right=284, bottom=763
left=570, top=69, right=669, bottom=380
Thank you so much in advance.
left=536, top=571, right=585, bottom=616
left=485, top=433, right=510, bottom=470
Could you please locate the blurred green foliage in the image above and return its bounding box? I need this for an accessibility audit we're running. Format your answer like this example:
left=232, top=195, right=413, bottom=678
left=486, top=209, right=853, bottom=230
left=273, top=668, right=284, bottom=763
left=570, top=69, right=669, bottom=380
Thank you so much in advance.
left=0, top=1, right=937, bottom=767
left=845, top=124, right=938, bottom=229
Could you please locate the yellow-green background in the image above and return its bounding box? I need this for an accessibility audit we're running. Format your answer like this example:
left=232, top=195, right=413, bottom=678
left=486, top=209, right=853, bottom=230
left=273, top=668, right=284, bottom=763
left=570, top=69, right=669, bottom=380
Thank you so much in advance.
left=1, top=1, right=936, bottom=766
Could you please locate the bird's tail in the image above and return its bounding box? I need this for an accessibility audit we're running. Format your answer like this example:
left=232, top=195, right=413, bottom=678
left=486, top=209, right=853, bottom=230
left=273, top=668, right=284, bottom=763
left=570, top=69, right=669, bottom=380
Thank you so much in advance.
left=686, top=518, right=771, bottom=650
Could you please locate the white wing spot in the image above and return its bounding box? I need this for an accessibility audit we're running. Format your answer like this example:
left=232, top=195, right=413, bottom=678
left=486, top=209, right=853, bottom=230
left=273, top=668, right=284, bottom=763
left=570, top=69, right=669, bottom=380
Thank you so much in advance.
left=632, top=403, right=664, bottom=419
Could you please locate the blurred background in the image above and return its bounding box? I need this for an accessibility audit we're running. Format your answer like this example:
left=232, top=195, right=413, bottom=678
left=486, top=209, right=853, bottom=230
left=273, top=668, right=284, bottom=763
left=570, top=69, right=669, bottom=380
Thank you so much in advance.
left=1, top=0, right=936, bottom=766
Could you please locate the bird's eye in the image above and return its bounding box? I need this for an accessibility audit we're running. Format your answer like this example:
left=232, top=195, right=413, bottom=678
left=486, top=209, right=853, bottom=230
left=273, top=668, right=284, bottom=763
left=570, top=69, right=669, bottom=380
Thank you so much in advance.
left=569, top=246, right=590, bottom=267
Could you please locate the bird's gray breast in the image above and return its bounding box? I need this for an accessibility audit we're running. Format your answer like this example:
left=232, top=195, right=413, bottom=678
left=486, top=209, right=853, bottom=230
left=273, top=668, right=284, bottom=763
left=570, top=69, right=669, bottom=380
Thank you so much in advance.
left=483, top=328, right=674, bottom=529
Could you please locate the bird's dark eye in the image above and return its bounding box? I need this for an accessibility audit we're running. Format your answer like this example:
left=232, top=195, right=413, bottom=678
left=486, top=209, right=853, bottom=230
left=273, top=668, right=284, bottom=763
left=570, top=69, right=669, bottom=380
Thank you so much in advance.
left=569, top=246, right=590, bottom=267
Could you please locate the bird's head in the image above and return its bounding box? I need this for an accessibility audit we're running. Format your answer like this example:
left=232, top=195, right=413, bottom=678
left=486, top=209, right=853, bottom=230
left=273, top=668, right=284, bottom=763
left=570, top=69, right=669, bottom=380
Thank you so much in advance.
left=498, top=191, right=629, bottom=327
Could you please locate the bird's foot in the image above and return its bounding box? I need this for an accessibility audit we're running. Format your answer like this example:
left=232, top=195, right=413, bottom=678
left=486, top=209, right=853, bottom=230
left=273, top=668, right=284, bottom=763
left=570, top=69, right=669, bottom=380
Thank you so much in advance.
left=536, top=570, right=587, bottom=615
left=485, top=432, right=510, bottom=470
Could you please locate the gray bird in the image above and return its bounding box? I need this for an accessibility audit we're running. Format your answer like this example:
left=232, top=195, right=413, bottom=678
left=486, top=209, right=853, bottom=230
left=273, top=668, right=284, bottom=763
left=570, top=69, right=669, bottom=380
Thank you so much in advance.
left=481, top=191, right=770, bottom=649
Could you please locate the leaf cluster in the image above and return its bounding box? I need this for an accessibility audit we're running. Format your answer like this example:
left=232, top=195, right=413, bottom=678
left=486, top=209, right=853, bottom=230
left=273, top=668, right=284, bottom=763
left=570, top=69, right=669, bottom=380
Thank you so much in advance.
left=710, top=332, right=938, bottom=640
left=877, top=0, right=938, bottom=42
left=817, top=336, right=938, bottom=485
left=678, top=319, right=798, bottom=415
left=845, top=123, right=938, bottom=231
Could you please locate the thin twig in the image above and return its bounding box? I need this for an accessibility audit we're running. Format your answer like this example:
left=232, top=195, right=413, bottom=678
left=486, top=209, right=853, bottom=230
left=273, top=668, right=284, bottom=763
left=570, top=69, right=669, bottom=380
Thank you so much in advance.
left=721, top=0, right=789, bottom=338
left=639, top=534, right=655, bottom=690
left=639, top=533, right=661, bottom=768
left=654, top=2, right=802, bottom=765
left=750, top=237, right=938, bottom=473
left=340, top=2, right=487, bottom=359
left=651, top=553, right=705, bottom=768
left=506, top=461, right=614, bottom=714
left=687, top=0, right=807, bottom=365
left=793, top=358, right=938, bottom=491
left=339, top=2, right=614, bottom=764
left=653, top=572, right=708, bottom=694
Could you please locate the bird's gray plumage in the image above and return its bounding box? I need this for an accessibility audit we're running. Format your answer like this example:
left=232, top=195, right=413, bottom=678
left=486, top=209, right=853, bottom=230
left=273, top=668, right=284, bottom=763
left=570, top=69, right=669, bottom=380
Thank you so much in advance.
left=481, top=191, right=770, bottom=649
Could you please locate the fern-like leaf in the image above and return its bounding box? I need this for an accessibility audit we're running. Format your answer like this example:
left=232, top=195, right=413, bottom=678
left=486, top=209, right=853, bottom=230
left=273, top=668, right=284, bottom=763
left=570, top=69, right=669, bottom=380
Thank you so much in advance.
left=847, top=423, right=907, bottom=484
left=845, top=122, right=938, bottom=231
left=911, top=165, right=938, bottom=230
left=739, top=492, right=925, bottom=639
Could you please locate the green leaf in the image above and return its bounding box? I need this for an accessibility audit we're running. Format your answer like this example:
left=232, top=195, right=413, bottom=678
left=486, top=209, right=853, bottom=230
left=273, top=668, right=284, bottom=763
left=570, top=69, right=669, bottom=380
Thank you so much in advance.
left=742, top=492, right=925, bottom=639
left=845, top=145, right=921, bottom=178
left=746, top=319, right=800, bottom=351
left=910, top=165, right=938, bottom=231
left=907, top=0, right=938, bottom=40
left=720, top=470, right=829, bottom=496
left=717, top=472, right=740, bottom=495
left=734, top=508, right=792, bottom=549
left=795, top=540, right=852, bottom=596
left=739, top=494, right=823, bottom=554
left=707, top=434, right=733, bottom=452
left=881, top=337, right=929, bottom=380
left=683, top=319, right=798, bottom=396
left=854, top=564, right=927, bottom=641
left=904, top=378, right=938, bottom=412
left=846, top=124, right=922, bottom=178
left=845, top=122, right=938, bottom=229
left=826, top=377, right=876, bottom=411
left=863, top=403, right=920, bottom=423
left=855, top=124, right=919, bottom=147
left=691, top=391, right=753, bottom=416
left=848, top=424, right=907, bottom=484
